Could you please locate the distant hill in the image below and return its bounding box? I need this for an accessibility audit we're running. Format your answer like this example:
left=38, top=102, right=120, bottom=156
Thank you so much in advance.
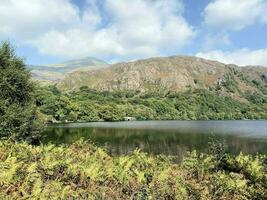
left=28, top=57, right=109, bottom=83
left=57, top=55, right=267, bottom=100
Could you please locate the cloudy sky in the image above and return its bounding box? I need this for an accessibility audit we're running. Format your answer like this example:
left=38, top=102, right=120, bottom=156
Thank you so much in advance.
left=1, top=0, right=267, bottom=66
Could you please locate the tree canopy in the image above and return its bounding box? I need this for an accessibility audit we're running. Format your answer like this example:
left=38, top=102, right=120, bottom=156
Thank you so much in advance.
left=35, top=85, right=267, bottom=123
left=0, top=42, right=42, bottom=142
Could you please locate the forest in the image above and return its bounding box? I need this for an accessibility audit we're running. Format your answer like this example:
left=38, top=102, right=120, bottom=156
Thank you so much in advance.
left=35, top=85, right=267, bottom=123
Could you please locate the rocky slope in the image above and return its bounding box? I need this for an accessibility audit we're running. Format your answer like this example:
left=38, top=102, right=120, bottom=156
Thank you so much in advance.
left=58, top=56, right=267, bottom=98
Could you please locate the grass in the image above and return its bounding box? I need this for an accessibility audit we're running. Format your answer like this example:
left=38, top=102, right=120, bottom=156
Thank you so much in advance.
left=0, top=140, right=266, bottom=199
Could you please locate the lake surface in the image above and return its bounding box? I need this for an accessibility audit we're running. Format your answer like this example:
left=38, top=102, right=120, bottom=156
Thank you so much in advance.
left=43, top=120, right=267, bottom=157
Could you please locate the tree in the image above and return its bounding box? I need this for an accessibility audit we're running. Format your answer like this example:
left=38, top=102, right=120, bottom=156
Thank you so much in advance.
left=0, top=42, right=42, bottom=142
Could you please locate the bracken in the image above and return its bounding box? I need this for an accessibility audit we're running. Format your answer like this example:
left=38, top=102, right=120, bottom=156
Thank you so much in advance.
left=0, top=140, right=266, bottom=200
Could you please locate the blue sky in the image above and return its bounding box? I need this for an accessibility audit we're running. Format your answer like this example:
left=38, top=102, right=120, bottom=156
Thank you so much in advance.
left=1, top=0, right=267, bottom=66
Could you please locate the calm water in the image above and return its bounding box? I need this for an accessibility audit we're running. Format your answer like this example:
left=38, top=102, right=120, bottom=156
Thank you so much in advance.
left=43, top=120, right=267, bottom=157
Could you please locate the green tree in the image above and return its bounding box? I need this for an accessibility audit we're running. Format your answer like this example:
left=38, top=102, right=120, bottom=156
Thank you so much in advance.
left=0, top=42, right=42, bottom=142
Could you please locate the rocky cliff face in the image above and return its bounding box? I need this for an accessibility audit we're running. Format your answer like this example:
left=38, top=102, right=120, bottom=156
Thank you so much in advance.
left=58, top=56, right=267, bottom=97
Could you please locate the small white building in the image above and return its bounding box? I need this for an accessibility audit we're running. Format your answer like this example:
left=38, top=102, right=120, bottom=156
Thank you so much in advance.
left=123, top=117, right=136, bottom=121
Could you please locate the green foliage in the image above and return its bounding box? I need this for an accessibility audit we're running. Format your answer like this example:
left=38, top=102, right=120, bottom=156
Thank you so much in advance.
left=0, top=42, right=43, bottom=142
left=221, top=71, right=239, bottom=93
left=0, top=140, right=266, bottom=199
left=251, top=79, right=267, bottom=95
left=35, top=86, right=267, bottom=122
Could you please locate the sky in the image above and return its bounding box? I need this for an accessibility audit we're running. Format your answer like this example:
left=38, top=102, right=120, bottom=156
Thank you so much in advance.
left=1, top=0, right=267, bottom=66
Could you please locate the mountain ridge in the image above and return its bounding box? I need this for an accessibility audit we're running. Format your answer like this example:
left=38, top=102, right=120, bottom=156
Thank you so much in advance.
left=28, top=57, right=109, bottom=83
left=57, top=55, right=267, bottom=101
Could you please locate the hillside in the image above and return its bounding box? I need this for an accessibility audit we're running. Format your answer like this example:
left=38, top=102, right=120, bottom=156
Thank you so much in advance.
left=28, top=57, right=109, bottom=83
left=58, top=56, right=267, bottom=100
left=33, top=56, right=267, bottom=122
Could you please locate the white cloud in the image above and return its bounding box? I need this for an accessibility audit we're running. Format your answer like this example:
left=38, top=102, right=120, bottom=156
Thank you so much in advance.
left=196, top=49, right=267, bottom=67
left=0, top=0, right=195, bottom=61
left=203, top=0, right=267, bottom=31
left=0, top=0, right=80, bottom=39
left=202, top=32, right=231, bottom=50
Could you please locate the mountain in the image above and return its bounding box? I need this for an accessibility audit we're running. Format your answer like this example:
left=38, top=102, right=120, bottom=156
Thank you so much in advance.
left=58, top=55, right=267, bottom=100
left=28, top=57, right=109, bottom=83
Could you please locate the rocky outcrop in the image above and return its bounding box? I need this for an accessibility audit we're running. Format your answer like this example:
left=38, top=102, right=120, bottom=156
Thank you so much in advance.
left=57, top=55, right=267, bottom=98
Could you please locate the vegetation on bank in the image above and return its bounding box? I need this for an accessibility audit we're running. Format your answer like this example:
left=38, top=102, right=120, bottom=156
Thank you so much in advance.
left=35, top=85, right=267, bottom=123
left=0, top=140, right=266, bottom=199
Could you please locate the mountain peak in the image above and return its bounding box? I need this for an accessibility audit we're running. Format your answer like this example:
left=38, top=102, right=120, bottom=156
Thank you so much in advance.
left=29, top=57, right=109, bottom=83
left=48, top=57, right=108, bottom=67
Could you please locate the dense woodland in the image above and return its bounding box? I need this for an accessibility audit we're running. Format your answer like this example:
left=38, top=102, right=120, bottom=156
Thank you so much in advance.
left=35, top=85, right=267, bottom=123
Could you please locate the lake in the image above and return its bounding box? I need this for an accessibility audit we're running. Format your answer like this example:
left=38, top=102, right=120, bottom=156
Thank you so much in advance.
left=43, top=120, right=267, bottom=158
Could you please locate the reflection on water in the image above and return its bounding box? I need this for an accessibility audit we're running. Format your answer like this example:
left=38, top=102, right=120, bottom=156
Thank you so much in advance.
left=43, top=121, right=267, bottom=157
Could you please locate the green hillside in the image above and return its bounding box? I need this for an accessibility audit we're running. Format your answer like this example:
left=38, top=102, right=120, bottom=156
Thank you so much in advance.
left=35, top=86, right=267, bottom=123
left=30, top=55, right=267, bottom=122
